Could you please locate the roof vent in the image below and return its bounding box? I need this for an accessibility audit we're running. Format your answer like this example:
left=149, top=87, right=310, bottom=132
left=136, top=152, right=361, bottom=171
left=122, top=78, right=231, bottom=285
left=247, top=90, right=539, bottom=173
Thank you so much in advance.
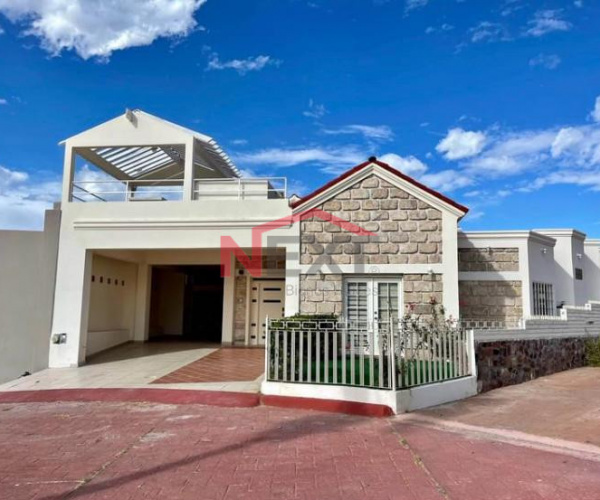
left=368, top=156, right=377, bottom=162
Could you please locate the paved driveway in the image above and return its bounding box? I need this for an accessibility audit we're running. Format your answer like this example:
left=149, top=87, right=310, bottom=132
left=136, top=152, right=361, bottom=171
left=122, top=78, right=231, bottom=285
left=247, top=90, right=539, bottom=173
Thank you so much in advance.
left=1, top=368, right=599, bottom=499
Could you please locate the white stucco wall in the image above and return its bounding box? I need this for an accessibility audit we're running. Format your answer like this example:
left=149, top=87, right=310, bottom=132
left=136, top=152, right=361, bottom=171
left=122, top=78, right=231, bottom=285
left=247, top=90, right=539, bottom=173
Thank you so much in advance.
left=86, top=254, right=138, bottom=356
left=0, top=210, right=60, bottom=383
left=537, top=230, right=587, bottom=307
left=584, top=241, right=600, bottom=302
left=49, top=199, right=297, bottom=368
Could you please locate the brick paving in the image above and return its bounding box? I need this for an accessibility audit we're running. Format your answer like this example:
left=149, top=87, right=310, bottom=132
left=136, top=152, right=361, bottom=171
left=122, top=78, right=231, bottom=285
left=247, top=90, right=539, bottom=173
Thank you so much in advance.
left=153, top=348, right=265, bottom=384
left=1, top=400, right=600, bottom=499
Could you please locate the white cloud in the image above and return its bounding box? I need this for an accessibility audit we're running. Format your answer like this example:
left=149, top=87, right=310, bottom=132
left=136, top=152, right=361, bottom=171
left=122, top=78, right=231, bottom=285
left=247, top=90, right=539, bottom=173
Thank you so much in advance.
left=378, top=153, right=428, bottom=177
left=469, top=22, right=511, bottom=43
left=529, top=53, right=561, bottom=70
left=303, top=100, right=327, bottom=120
left=405, top=0, right=428, bottom=13
left=322, top=124, right=394, bottom=142
left=231, top=139, right=248, bottom=146
left=0, top=98, right=7, bottom=105
left=206, top=54, right=281, bottom=75
left=436, top=128, right=487, bottom=160
left=425, top=24, right=454, bottom=34
left=235, top=146, right=364, bottom=170
left=465, top=130, right=556, bottom=176
left=591, top=96, right=600, bottom=123
left=0, top=165, right=60, bottom=230
left=0, top=0, right=206, bottom=60
left=421, top=170, right=474, bottom=192
left=525, top=10, right=572, bottom=37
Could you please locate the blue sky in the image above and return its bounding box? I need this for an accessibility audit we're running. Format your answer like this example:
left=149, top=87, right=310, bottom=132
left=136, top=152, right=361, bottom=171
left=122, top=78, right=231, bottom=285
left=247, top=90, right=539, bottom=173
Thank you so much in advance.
left=0, top=0, right=599, bottom=234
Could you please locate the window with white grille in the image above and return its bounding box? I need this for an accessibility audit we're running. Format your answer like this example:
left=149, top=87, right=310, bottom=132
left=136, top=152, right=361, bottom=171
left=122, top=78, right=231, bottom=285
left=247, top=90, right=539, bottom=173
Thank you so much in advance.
left=532, top=282, right=554, bottom=316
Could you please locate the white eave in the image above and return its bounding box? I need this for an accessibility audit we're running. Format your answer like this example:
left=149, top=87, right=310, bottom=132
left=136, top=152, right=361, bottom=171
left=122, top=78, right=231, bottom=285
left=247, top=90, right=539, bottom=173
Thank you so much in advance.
left=458, top=230, right=557, bottom=247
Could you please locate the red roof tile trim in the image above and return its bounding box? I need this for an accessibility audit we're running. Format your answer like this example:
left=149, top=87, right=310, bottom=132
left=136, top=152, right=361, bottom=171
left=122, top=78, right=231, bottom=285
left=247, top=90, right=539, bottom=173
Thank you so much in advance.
left=291, top=159, right=469, bottom=214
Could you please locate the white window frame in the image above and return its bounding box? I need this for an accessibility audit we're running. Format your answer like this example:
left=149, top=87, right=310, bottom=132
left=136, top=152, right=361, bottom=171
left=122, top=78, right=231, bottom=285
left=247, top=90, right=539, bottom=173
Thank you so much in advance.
left=532, top=282, right=555, bottom=316
left=343, top=276, right=403, bottom=354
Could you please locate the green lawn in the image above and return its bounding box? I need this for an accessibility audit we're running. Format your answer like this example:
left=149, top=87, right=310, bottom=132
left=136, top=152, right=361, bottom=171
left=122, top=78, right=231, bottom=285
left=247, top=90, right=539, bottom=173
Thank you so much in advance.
left=280, top=357, right=457, bottom=388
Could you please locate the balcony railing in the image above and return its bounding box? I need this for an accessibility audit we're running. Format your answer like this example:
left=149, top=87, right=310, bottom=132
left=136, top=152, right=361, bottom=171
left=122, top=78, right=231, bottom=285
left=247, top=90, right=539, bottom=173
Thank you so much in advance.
left=71, top=177, right=287, bottom=202
left=194, top=178, right=287, bottom=200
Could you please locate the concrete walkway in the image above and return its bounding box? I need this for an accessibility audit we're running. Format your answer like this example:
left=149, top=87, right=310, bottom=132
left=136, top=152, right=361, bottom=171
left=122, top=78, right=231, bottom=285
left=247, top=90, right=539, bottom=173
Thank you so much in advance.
left=1, top=368, right=600, bottom=499
left=0, top=342, right=263, bottom=394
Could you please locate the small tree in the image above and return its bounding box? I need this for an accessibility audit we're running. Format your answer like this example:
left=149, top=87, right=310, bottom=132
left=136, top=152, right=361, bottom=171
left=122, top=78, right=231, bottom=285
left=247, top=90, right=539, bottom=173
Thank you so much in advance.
left=396, top=298, right=462, bottom=385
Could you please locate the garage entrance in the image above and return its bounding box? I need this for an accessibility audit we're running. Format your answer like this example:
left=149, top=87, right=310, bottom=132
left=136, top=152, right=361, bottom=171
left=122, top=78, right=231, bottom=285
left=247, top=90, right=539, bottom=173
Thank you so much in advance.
left=149, top=265, right=224, bottom=343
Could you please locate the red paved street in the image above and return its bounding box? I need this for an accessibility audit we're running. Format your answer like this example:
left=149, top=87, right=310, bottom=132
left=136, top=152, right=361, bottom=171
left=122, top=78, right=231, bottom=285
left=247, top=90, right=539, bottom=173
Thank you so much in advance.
left=1, top=400, right=599, bottom=500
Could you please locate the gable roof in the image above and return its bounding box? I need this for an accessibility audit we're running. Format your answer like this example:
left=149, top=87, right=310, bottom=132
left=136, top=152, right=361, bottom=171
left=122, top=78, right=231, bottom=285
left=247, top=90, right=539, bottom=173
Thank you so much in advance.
left=291, top=158, right=469, bottom=216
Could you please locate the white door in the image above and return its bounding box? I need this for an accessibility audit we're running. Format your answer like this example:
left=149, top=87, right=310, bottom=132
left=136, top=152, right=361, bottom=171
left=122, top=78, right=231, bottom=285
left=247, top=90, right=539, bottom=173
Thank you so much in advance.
left=250, top=280, right=285, bottom=346
left=344, top=277, right=402, bottom=353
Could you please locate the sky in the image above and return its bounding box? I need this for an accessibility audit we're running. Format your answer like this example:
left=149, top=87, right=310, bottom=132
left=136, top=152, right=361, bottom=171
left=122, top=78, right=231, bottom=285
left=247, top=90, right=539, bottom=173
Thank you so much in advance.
left=0, top=0, right=599, bottom=235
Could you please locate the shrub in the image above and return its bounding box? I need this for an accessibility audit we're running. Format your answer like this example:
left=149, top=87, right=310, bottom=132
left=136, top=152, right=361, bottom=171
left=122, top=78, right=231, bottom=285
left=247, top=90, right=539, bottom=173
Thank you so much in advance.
left=585, top=337, right=600, bottom=367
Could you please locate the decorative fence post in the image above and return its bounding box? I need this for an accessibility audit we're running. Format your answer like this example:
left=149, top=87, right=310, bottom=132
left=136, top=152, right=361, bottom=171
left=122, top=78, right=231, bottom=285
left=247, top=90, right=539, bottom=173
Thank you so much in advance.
left=264, top=315, right=270, bottom=380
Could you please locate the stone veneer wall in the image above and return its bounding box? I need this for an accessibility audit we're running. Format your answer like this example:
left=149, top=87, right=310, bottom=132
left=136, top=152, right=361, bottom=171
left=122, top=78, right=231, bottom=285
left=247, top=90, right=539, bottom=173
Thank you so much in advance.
left=299, top=274, right=343, bottom=315
left=299, top=273, right=443, bottom=319
left=233, top=271, right=247, bottom=344
left=404, top=274, right=443, bottom=318
left=458, top=247, right=519, bottom=272
left=459, top=280, right=523, bottom=324
left=476, top=337, right=594, bottom=393
left=300, top=174, right=442, bottom=266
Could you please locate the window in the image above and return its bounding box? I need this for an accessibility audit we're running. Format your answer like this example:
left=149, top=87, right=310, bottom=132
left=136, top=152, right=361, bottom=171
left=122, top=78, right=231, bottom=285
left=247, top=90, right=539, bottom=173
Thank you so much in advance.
left=532, top=282, right=554, bottom=316
left=575, top=268, right=583, bottom=280
left=345, top=277, right=402, bottom=352
left=344, top=278, right=401, bottom=327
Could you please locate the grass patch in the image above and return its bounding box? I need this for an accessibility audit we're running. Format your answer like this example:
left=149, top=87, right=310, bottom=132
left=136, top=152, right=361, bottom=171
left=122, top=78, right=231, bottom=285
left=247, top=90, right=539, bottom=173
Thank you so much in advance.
left=292, top=357, right=456, bottom=388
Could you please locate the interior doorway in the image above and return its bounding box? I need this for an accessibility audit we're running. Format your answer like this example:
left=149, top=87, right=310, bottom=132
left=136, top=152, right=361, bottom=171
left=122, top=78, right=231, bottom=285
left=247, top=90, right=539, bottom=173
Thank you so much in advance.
left=149, top=265, right=224, bottom=343
left=182, top=266, right=223, bottom=342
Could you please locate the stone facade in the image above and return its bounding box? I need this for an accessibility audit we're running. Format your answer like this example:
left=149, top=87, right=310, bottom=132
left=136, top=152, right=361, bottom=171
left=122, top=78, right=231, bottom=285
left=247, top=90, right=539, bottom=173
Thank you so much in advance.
left=233, top=268, right=248, bottom=344
left=403, top=274, right=443, bottom=318
left=476, top=336, right=594, bottom=393
left=458, top=247, right=519, bottom=272
left=299, top=274, right=343, bottom=315
left=459, top=280, right=523, bottom=324
left=300, top=174, right=442, bottom=266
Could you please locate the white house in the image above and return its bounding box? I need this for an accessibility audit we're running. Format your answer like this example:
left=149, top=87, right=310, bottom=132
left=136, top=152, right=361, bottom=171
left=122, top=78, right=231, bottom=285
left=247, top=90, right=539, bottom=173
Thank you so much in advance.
left=1, top=109, right=599, bottom=387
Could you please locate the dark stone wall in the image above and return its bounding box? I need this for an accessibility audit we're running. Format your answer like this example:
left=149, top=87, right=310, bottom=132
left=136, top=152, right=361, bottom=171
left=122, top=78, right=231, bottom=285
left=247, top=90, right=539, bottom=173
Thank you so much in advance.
left=476, top=337, right=594, bottom=393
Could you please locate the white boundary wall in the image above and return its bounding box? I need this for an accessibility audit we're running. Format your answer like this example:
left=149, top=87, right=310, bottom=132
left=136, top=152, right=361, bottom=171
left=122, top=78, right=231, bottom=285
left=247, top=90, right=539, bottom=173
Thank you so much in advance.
left=474, top=301, right=600, bottom=342
left=0, top=210, right=60, bottom=383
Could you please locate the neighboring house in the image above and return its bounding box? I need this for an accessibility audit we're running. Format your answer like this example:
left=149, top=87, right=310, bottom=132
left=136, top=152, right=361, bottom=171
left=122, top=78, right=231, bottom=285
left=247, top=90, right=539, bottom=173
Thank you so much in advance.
left=458, top=229, right=600, bottom=326
left=1, top=109, right=599, bottom=380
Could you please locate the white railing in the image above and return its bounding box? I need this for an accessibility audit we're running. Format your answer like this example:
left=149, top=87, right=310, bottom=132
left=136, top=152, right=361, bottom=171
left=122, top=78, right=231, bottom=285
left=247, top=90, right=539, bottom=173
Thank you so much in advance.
left=194, top=177, right=287, bottom=200
left=72, top=179, right=184, bottom=202
left=71, top=177, right=287, bottom=202
left=266, top=318, right=473, bottom=391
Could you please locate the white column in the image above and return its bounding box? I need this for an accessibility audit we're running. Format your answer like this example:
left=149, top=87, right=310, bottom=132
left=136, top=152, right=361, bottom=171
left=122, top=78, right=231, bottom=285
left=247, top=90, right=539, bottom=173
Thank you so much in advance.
left=442, top=212, right=460, bottom=319
left=284, top=227, right=301, bottom=316
left=221, top=252, right=236, bottom=344
left=61, top=142, right=75, bottom=205
left=182, top=138, right=195, bottom=201
left=49, top=242, right=92, bottom=367
left=133, top=263, right=152, bottom=341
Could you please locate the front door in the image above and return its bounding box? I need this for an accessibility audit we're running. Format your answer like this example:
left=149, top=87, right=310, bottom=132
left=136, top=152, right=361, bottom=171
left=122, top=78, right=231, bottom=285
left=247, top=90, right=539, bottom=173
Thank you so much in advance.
left=250, top=280, right=285, bottom=346
left=344, top=277, right=402, bottom=353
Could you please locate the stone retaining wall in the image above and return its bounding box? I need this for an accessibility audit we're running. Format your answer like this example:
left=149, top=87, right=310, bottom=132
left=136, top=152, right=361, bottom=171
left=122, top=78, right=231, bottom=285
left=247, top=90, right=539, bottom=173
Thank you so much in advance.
left=458, top=247, right=519, bottom=272
left=476, top=336, right=593, bottom=393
